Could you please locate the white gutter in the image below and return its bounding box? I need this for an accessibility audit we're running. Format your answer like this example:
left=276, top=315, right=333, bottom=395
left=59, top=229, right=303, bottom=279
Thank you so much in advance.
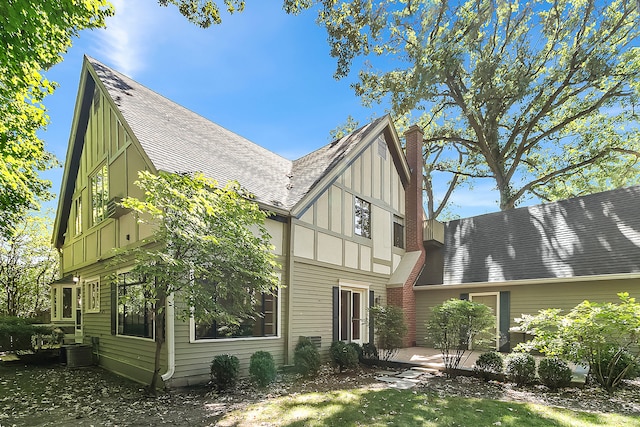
left=414, top=272, right=640, bottom=291
left=161, top=292, right=175, bottom=382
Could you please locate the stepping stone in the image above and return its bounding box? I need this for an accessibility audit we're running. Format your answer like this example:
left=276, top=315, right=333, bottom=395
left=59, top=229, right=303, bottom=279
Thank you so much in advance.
left=375, top=376, right=418, bottom=390
left=375, top=370, right=398, bottom=376
left=396, top=370, right=422, bottom=379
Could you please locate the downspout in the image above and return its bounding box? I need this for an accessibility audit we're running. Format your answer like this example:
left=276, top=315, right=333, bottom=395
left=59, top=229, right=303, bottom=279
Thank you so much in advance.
left=161, top=292, right=175, bottom=382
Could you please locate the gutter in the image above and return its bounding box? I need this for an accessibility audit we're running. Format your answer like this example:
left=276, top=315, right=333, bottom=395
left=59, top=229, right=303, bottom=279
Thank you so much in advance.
left=161, top=292, right=175, bottom=382
left=414, top=272, right=640, bottom=291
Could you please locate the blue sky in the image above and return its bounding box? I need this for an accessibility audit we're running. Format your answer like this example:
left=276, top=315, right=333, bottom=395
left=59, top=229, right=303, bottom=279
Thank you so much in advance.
left=39, top=0, right=500, bottom=218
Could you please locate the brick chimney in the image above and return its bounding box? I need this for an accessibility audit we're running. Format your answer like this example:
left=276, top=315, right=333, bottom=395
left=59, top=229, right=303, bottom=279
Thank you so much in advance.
left=387, top=125, right=426, bottom=347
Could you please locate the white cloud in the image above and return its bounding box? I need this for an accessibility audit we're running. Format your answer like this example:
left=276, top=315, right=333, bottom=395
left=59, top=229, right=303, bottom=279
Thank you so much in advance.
left=90, top=0, right=163, bottom=77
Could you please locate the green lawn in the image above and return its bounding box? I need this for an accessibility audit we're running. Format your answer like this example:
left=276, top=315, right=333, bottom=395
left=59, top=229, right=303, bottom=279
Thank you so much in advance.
left=218, top=387, right=640, bottom=427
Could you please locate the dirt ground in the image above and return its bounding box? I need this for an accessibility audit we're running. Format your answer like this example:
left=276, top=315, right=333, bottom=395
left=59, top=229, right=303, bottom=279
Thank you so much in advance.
left=1, top=361, right=639, bottom=426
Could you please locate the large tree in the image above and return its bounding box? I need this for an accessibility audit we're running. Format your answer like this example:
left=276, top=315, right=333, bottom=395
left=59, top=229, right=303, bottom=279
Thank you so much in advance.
left=115, top=171, right=280, bottom=392
left=290, top=0, right=640, bottom=211
left=0, top=214, right=58, bottom=318
left=166, top=0, right=640, bottom=214
left=0, top=1, right=113, bottom=237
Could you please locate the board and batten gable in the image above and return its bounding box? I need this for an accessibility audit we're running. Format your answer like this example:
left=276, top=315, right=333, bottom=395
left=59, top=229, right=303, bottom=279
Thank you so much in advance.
left=288, top=129, right=409, bottom=357
left=292, top=133, right=406, bottom=274
left=58, top=76, right=154, bottom=275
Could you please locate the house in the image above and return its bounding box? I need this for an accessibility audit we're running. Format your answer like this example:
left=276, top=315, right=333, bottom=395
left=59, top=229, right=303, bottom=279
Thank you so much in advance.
left=412, top=181, right=640, bottom=352
left=50, top=56, right=425, bottom=386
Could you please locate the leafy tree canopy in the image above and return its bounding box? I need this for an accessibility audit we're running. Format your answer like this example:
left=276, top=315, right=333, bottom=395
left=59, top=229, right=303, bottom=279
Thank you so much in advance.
left=0, top=213, right=58, bottom=318
left=0, top=1, right=113, bottom=237
left=169, top=0, right=640, bottom=215
left=115, top=171, right=280, bottom=390
left=296, top=0, right=640, bottom=212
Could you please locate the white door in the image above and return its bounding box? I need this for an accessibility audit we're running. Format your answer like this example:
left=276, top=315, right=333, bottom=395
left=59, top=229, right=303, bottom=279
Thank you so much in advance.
left=340, top=288, right=366, bottom=345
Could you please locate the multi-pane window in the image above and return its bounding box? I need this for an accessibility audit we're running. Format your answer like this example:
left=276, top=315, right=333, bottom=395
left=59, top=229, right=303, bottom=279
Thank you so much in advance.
left=91, top=164, right=109, bottom=225
left=354, top=197, right=371, bottom=238
left=117, top=272, right=153, bottom=339
left=74, top=196, right=82, bottom=235
left=85, top=280, right=100, bottom=313
left=195, top=292, right=278, bottom=340
left=393, top=215, right=405, bottom=249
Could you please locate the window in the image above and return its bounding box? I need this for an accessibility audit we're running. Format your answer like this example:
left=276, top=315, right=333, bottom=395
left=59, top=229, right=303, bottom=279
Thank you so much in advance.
left=85, top=279, right=100, bottom=313
left=393, top=215, right=404, bottom=249
left=74, top=196, right=82, bottom=235
left=195, top=292, right=278, bottom=340
left=117, top=272, right=153, bottom=339
left=51, top=288, right=58, bottom=319
left=354, top=197, right=371, bottom=238
left=62, top=287, right=73, bottom=319
left=91, top=164, right=109, bottom=225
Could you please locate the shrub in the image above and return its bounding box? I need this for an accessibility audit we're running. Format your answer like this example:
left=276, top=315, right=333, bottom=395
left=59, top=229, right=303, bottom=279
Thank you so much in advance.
left=425, top=299, right=495, bottom=375
left=0, top=317, right=62, bottom=352
left=538, top=357, right=572, bottom=390
left=590, top=347, right=640, bottom=386
left=474, top=351, right=504, bottom=380
left=346, top=342, right=363, bottom=361
left=506, top=353, right=536, bottom=386
left=369, top=305, right=408, bottom=361
left=330, top=341, right=359, bottom=372
left=210, top=354, right=240, bottom=390
left=515, top=293, right=640, bottom=392
left=249, top=351, right=277, bottom=387
left=361, top=342, right=379, bottom=361
left=294, top=337, right=320, bottom=377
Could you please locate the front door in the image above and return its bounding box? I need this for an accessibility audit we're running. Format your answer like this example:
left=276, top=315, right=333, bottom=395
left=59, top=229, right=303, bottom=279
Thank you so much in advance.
left=469, top=293, right=499, bottom=350
left=340, top=288, right=366, bottom=345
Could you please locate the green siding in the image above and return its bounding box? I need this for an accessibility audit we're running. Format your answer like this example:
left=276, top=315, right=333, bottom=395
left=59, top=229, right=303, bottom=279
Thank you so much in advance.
left=288, top=258, right=388, bottom=359
left=415, top=278, right=640, bottom=348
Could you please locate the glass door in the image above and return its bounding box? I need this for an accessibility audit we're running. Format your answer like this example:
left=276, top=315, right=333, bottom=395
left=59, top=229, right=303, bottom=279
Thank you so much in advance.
left=340, top=288, right=366, bottom=345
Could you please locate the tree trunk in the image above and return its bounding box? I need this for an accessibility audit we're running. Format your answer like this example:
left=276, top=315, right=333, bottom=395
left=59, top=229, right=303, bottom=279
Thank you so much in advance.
left=148, top=290, right=167, bottom=395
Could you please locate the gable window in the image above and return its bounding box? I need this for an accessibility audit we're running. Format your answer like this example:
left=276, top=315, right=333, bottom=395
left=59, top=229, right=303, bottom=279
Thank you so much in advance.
left=354, top=197, right=371, bottom=238
left=117, top=272, right=153, bottom=339
left=194, top=291, right=278, bottom=340
left=91, top=164, right=109, bottom=225
left=74, top=196, right=82, bottom=235
left=393, top=216, right=405, bottom=249
left=85, top=279, right=100, bottom=313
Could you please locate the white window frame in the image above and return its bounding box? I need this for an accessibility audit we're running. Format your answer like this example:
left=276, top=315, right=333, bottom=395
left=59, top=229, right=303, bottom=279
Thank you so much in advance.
left=85, top=277, right=100, bottom=313
left=338, top=280, right=370, bottom=345
left=90, top=163, right=109, bottom=226
left=189, top=276, right=282, bottom=343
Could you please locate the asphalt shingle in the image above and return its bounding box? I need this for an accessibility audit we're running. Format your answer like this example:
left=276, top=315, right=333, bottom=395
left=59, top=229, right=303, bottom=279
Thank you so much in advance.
left=440, top=186, right=640, bottom=284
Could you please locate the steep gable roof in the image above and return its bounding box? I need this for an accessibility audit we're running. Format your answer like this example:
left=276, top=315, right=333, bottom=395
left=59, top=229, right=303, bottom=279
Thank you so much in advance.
left=53, top=57, right=410, bottom=246
left=439, top=185, right=640, bottom=285
left=88, top=57, right=292, bottom=209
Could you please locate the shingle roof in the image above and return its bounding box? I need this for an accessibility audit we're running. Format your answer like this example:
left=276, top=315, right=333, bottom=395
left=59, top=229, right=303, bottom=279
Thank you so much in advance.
left=441, top=185, right=640, bottom=284
left=89, top=57, right=294, bottom=208
left=90, top=57, right=386, bottom=212
left=285, top=117, right=387, bottom=207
